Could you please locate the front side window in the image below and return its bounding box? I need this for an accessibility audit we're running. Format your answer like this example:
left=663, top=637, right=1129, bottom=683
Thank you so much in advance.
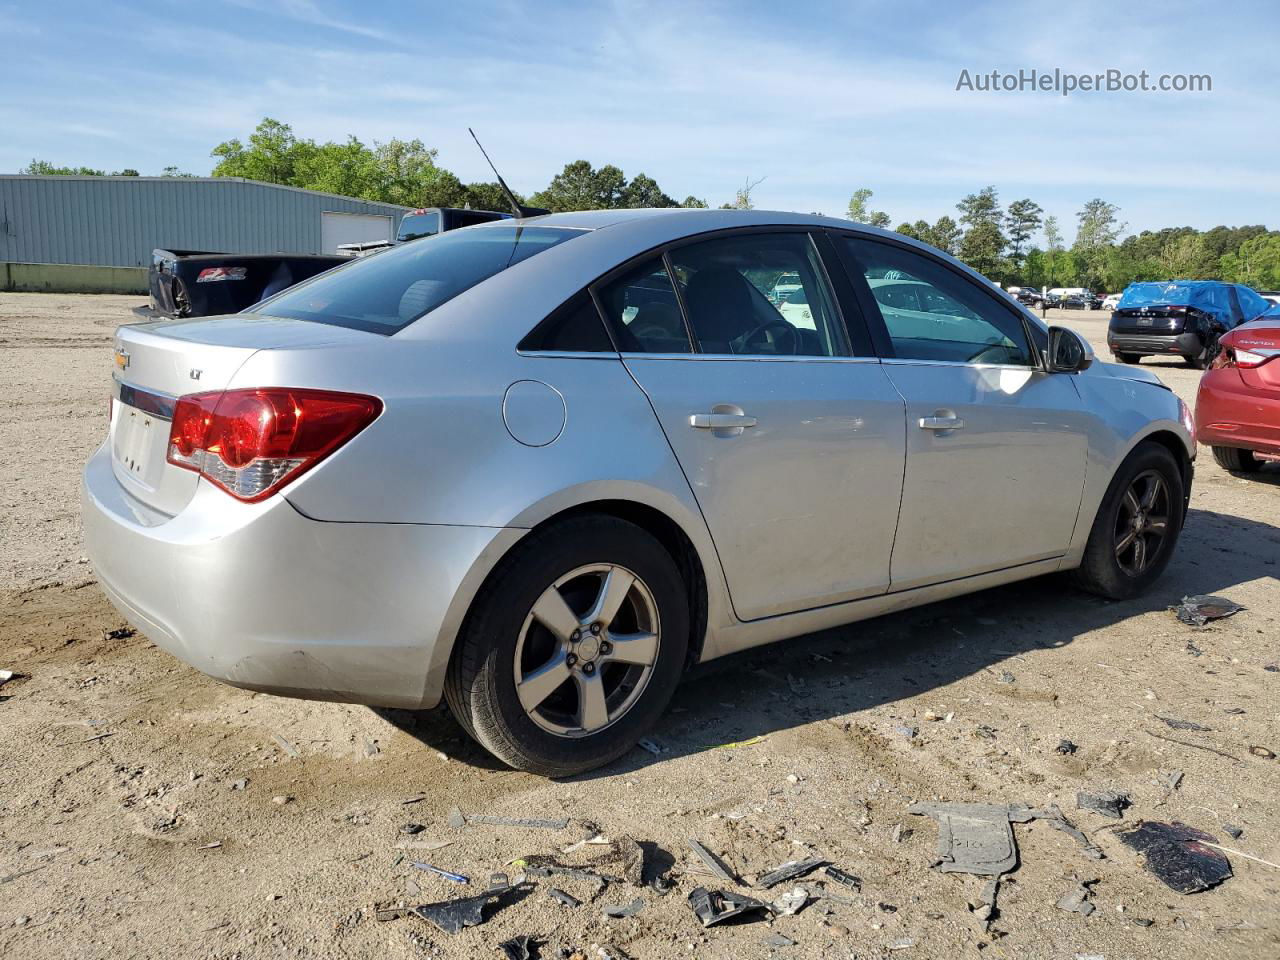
left=840, top=236, right=1034, bottom=365
left=597, top=258, right=692, bottom=354
left=667, top=233, right=847, bottom=357
left=251, top=225, right=585, bottom=335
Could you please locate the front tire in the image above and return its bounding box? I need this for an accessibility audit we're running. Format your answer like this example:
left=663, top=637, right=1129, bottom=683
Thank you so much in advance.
left=1212, top=446, right=1262, bottom=473
left=1116, top=352, right=1142, bottom=364
left=1072, top=442, right=1185, bottom=600
left=445, top=516, right=689, bottom=777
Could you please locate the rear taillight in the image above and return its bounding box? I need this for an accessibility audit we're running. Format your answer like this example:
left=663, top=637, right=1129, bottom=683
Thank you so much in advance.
left=167, top=388, right=381, bottom=502
left=1213, top=346, right=1275, bottom=369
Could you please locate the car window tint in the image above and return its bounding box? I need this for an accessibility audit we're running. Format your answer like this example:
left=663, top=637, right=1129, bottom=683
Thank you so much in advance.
left=518, top=290, right=615, bottom=352
left=597, top=258, right=692, bottom=354
left=667, top=233, right=847, bottom=357
left=840, top=236, right=1034, bottom=365
left=251, top=225, right=585, bottom=335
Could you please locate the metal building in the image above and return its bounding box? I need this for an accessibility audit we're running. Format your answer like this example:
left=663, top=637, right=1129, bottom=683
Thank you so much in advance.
left=0, top=175, right=412, bottom=268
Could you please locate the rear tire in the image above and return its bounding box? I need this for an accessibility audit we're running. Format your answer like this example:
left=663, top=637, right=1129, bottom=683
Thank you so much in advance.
left=1072, top=442, right=1185, bottom=600
left=1212, top=446, right=1263, bottom=473
left=1116, top=353, right=1142, bottom=364
left=445, top=516, right=689, bottom=777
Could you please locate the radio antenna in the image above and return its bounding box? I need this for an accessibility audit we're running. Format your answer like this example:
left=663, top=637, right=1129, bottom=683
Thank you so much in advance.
left=469, top=128, right=545, bottom=219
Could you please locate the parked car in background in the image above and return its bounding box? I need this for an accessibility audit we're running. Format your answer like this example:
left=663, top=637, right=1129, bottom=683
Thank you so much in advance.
left=1260, top=290, right=1280, bottom=307
left=85, top=209, right=1194, bottom=776
left=768, top=272, right=803, bottom=304
left=1107, top=280, right=1272, bottom=367
left=1195, top=314, right=1280, bottom=472
left=1101, top=293, right=1122, bottom=312
left=1008, top=287, right=1044, bottom=307
left=777, top=286, right=817, bottom=329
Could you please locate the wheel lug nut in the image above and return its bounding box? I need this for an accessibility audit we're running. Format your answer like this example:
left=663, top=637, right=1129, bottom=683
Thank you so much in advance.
left=571, top=629, right=581, bottom=642
left=600, top=641, right=612, bottom=655
left=583, top=662, right=595, bottom=675
left=566, top=653, right=578, bottom=667
left=590, top=623, right=602, bottom=635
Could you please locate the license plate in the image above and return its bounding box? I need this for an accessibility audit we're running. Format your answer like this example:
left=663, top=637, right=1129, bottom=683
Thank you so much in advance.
left=1136, top=317, right=1153, bottom=326
left=112, top=404, right=165, bottom=488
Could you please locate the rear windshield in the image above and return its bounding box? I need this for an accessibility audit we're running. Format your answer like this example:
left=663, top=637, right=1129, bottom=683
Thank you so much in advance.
left=250, top=226, right=586, bottom=334
left=397, top=211, right=441, bottom=242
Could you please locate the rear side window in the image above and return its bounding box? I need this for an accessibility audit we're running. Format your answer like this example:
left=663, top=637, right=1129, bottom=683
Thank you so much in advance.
left=250, top=226, right=585, bottom=335
left=597, top=258, right=693, bottom=354
left=1235, top=285, right=1270, bottom=321
left=841, top=235, right=1034, bottom=365
left=519, top=291, right=615, bottom=352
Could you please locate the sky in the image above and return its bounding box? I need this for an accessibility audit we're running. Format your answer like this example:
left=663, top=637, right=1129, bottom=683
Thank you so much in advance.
left=3, top=0, right=1278, bottom=241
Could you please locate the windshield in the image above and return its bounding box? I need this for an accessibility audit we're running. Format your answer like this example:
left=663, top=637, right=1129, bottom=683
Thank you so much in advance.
left=250, top=226, right=586, bottom=334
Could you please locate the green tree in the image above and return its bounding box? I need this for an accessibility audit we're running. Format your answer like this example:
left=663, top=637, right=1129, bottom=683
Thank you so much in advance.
left=530, top=160, right=627, bottom=211
left=1042, top=215, right=1064, bottom=251
left=958, top=220, right=1006, bottom=276
left=1022, top=248, right=1048, bottom=288
left=680, top=195, right=709, bottom=208
left=929, top=215, right=962, bottom=255
left=620, top=172, right=677, bottom=208
left=21, top=159, right=107, bottom=175
left=1218, top=233, right=1280, bottom=288
left=463, top=181, right=523, bottom=213
left=210, top=117, right=302, bottom=185
left=1005, top=198, right=1043, bottom=260
left=847, top=187, right=890, bottom=227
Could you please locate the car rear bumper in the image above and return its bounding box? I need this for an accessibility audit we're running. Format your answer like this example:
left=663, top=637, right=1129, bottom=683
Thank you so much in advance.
left=1195, top=371, right=1280, bottom=456
left=1107, top=330, right=1202, bottom=357
left=81, top=441, right=515, bottom=709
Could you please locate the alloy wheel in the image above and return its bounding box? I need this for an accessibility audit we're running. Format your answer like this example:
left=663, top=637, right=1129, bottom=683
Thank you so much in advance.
left=513, top=564, right=661, bottom=738
left=1113, top=469, right=1171, bottom=577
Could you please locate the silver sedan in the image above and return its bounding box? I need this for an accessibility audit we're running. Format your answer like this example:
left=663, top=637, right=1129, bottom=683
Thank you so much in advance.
left=83, top=210, right=1195, bottom=775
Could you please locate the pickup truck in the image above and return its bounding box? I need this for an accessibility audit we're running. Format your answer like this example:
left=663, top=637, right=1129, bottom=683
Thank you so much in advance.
left=133, top=206, right=512, bottom=320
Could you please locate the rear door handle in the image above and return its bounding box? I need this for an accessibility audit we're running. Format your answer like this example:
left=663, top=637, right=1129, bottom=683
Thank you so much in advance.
left=919, top=416, right=964, bottom=431
left=690, top=413, right=758, bottom=429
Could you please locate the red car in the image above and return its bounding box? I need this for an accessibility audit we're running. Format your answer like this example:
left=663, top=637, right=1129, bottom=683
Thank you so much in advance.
left=1195, top=317, right=1280, bottom=471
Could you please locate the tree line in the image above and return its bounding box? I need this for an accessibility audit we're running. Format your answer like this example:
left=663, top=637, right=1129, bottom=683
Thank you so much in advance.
left=848, top=186, right=1280, bottom=291
left=20, top=118, right=1279, bottom=290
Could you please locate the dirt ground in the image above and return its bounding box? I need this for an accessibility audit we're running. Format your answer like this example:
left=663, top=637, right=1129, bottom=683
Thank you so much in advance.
left=1, top=292, right=1277, bottom=960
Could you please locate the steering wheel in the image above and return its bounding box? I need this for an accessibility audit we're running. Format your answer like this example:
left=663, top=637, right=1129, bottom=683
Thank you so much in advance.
left=736, top=319, right=800, bottom=355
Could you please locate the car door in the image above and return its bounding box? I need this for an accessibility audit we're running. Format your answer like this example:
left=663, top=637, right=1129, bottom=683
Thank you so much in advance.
left=595, top=230, right=907, bottom=621
left=834, top=233, right=1090, bottom=591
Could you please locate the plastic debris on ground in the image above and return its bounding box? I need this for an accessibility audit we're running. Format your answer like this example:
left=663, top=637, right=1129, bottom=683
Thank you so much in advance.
left=548, top=888, right=581, bottom=908
left=687, top=838, right=739, bottom=885
left=1056, top=878, right=1097, bottom=917
left=1056, top=739, right=1079, bottom=755
left=411, top=874, right=520, bottom=934
left=0, top=669, right=18, bottom=688
left=1118, top=822, right=1232, bottom=894
left=762, top=932, right=797, bottom=947
left=447, top=809, right=569, bottom=830
left=1224, top=824, right=1244, bottom=839
left=1172, top=594, right=1245, bottom=627
left=771, top=886, right=808, bottom=916
left=411, top=862, right=469, bottom=884
left=822, top=865, right=861, bottom=890
left=688, top=886, right=775, bottom=926
left=601, top=897, right=645, bottom=919
left=1042, top=808, right=1106, bottom=860
left=907, top=803, right=1039, bottom=876
left=757, top=857, right=829, bottom=887
left=968, top=876, right=1000, bottom=929
left=1158, top=716, right=1212, bottom=732
left=498, top=935, right=535, bottom=960
left=1076, top=790, right=1131, bottom=819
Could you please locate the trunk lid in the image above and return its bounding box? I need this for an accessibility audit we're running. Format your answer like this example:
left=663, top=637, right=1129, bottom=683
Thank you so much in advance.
left=109, top=315, right=375, bottom=517
left=1225, top=319, right=1280, bottom=393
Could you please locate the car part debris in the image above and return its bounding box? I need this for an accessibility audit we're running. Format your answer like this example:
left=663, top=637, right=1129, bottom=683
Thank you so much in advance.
left=907, top=803, right=1039, bottom=876
left=1118, top=821, right=1232, bottom=894
left=822, top=865, right=861, bottom=890
left=757, top=857, right=828, bottom=887
left=411, top=862, right=469, bottom=884
left=772, top=886, right=808, bottom=916
left=1056, top=879, right=1097, bottom=917
left=762, top=932, right=797, bottom=947
left=412, top=875, right=518, bottom=934
left=637, top=737, right=666, bottom=755
left=1158, top=716, right=1211, bottom=732
left=1172, top=595, right=1244, bottom=627
left=688, top=886, right=774, bottom=926
left=1056, top=739, right=1079, bottom=755
left=448, top=809, right=569, bottom=830
left=0, top=669, right=18, bottom=688
left=687, top=838, right=740, bottom=885
left=969, top=875, right=1000, bottom=928
left=1224, top=824, right=1244, bottom=839
left=894, top=724, right=918, bottom=738
left=1076, top=790, right=1130, bottom=819
left=271, top=733, right=301, bottom=757
left=525, top=863, right=622, bottom=885
left=401, top=823, right=425, bottom=835
left=1158, top=770, right=1184, bottom=792
left=498, top=935, right=535, bottom=960
left=549, top=888, right=581, bottom=908
left=1041, top=807, right=1105, bottom=860
left=1250, top=745, right=1276, bottom=759
left=602, top=897, right=645, bottom=918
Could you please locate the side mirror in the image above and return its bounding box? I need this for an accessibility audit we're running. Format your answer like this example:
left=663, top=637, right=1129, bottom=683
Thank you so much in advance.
left=1047, top=325, right=1094, bottom=372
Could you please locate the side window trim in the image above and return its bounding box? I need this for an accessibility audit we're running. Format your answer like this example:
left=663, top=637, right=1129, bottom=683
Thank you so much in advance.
left=832, top=230, right=1046, bottom=370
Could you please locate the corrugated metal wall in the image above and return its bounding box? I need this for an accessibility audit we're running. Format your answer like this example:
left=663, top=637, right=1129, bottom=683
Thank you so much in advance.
left=0, top=176, right=411, bottom=267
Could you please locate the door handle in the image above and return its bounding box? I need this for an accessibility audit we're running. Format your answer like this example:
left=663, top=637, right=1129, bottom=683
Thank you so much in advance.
left=919, top=415, right=965, bottom=431
left=690, top=413, right=758, bottom=429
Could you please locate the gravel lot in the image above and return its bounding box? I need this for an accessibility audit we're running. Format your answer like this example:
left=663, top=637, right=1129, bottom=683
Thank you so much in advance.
left=1, top=293, right=1277, bottom=960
